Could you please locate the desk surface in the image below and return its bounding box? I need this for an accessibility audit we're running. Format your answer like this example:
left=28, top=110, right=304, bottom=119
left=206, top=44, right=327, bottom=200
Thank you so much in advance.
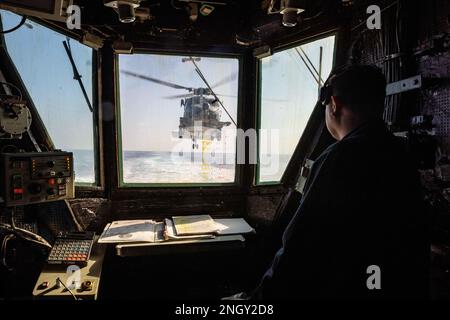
left=32, top=238, right=106, bottom=300
left=115, top=235, right=246, bottom=257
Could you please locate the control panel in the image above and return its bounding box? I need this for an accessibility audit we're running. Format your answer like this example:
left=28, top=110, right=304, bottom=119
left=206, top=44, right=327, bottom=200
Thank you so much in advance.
left=0, top=151, right=75, bottom=206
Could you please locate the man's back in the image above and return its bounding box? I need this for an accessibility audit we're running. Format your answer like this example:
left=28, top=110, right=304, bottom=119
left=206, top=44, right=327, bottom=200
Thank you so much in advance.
left=254, top=120, right=429, bottom=299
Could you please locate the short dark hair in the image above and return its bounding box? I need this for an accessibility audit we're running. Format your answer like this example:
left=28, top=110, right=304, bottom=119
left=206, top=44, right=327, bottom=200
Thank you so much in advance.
left=328, top=65, right=387, bottom=117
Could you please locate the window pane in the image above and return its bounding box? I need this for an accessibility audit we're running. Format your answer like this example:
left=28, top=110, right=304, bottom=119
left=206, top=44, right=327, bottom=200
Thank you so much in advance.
left=258, top=36, right=335, bottom=183
left=1, top=11, right=96, bottom=184
left=118, top=54, right=239, bottom=184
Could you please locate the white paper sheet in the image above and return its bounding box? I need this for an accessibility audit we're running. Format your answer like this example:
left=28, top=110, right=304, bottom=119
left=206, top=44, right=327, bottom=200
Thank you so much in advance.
left=214, top=218, right=255, bottom=235
left=98, top=220, right=156, bottom=243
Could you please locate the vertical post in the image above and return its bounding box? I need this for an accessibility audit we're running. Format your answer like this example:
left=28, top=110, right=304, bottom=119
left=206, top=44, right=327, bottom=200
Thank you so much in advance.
left=99, top=43, right=118, bottom=198
left=318, top=46, right=323, bottom=94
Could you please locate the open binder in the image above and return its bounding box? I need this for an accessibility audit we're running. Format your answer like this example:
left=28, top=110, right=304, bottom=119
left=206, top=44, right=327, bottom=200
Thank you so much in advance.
left=98, top=215, right=255, bottom=244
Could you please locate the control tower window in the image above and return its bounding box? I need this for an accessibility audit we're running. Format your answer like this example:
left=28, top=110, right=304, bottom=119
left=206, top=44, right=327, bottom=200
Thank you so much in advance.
left=118, top=54, right=239, bottom=186
left=1, top=11, right=97, bottom=185
left=257, top=35, right=336, bottom=184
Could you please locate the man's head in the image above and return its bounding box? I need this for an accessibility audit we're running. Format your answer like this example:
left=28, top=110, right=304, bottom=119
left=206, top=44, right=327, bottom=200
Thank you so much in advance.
left=321, top=65, right=387, bottom=140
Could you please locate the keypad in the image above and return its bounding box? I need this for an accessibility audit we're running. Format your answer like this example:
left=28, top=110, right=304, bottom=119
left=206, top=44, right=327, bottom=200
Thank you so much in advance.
left=47, top=238, right=93, bottom=265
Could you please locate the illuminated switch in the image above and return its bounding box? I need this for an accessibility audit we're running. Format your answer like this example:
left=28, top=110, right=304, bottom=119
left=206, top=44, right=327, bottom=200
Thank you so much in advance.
left=12, top=175, right=23, bottom=199
left=48, top=178, right=56, bottom=186
left=13, top=188, right=23, bottom=200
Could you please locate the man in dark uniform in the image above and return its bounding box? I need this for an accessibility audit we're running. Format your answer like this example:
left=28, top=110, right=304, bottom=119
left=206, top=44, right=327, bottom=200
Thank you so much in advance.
left=250, top=65, right=429, bottom=299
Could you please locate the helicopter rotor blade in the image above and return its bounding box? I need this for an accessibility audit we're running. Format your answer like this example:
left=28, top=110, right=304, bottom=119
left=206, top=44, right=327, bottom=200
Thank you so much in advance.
left=121, top=70, right=193, bottom=91
left=162, top=93, right=193, bottom=99
left=214, top=93, right=286, bottom=102
left=211, top=72, right=238, bottom=89
left=215, top=93, right=237, bottom=98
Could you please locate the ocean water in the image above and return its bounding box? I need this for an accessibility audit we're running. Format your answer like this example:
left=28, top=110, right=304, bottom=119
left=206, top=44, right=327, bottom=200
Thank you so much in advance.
left=72, top=149, right=96, bottom=184
left=71, top=150, right=290, bottom=184
left=122, top=151, right=236, bottom=184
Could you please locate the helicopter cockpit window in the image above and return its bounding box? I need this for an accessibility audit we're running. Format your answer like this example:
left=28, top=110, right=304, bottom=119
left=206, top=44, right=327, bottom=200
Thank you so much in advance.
left=0, top=10, right=97, bottom=185
left=258, top=35, right=336, bottom=183
left=118, top=54, right=239, bottom=185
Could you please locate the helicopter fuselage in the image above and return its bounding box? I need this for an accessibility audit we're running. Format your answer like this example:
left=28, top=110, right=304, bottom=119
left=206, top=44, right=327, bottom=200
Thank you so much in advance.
left=179, top=94, right=231, bottom=145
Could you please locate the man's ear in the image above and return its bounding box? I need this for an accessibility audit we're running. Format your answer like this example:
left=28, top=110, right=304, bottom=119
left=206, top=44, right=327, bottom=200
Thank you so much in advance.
left=330, top=96, right=344, bottom=116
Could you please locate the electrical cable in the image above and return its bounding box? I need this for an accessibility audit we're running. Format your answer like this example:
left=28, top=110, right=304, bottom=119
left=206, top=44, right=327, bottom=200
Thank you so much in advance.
left=395, top=0, right=402, bottom=60
left=56, top=277, right=79, bottom=300
left=1, top=233, right=15, bottom=270
left=0, top=81, right=23, bottom=100
left=0, top=208, right=52, bottom=250
left=0, top=15, right=26, bottom=34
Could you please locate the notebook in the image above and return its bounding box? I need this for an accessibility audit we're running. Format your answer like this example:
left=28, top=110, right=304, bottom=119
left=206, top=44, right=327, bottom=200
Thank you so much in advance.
left=98, top=220, right=164, bottom=243
left=164, top=218, right=215, bottom=240
left=171, top=214, right=220, bottom=236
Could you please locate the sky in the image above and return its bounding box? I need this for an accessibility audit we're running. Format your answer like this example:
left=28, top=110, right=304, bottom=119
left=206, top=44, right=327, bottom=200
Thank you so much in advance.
left=258, top=35, right=335, bottom=181
left=261, top=36, right=335, bottom=155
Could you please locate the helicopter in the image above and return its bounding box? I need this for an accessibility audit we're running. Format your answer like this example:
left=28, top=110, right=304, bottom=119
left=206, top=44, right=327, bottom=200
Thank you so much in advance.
left=121, top=59, right=237, bottom=149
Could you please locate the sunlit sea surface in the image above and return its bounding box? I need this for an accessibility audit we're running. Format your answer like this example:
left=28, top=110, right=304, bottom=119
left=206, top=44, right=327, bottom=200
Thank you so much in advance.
left=72, top=150, right=289, bottom=184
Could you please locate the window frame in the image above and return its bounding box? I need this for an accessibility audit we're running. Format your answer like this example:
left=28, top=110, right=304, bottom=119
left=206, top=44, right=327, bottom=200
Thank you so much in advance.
left=115, top=50, right=244, bottom=188
left=0, top=12, right=101, bottom=189
left=255, top=32, right=338, bottom=186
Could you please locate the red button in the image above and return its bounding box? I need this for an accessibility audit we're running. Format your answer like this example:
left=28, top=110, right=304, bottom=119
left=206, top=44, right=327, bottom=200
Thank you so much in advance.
left=13, top=188, right=23, bottom=194
left=48, top=179, right=55, bottom=186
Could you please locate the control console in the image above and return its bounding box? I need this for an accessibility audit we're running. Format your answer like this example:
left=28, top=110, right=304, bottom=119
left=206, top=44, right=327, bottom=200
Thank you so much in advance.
left=0, top=151, right=75, bottom=206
